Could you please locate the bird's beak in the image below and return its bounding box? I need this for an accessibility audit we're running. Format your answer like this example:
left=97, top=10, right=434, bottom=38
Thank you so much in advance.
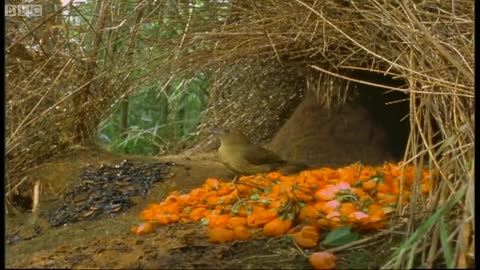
left=207, top=127, right=227, bottom=135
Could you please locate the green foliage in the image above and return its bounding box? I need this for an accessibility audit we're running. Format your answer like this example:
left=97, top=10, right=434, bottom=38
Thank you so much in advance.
left=97, top=72, right=209, bottom=155
left=80, top=0, right=216, bottom=155
left=439, top=216, right=454, bottom=268
left=392, top=186, right=466, bottom=269
left=321, top=226, right=360, bottom=246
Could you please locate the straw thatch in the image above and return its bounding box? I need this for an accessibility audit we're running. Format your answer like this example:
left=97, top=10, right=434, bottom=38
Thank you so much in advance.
left=6, top=0, right=474, bottom=268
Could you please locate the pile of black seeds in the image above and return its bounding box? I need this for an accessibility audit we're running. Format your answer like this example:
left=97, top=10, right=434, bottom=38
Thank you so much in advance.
left=49, top=160, right=174, bottom=227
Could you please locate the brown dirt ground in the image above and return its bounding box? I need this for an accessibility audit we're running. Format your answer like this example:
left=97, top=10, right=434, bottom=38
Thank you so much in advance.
left=6, top=96, right=402, bottom=269
left=5, top=149, right=398, bottom=269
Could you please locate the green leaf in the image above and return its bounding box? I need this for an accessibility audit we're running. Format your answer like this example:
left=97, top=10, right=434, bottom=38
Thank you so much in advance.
left=371, top=171, right=384, bottom=183
left=439, top=216, right=454, bottom=268
left=259, top=198, right=271, bottom=205
left=435, top=135, right=457, bottom=157
left=352, top=181, right=363, bottom=187
left=250, top=193, right=260, bottom=200
left=392, top=186, right=466, bottom=259
left=199, top=217, right=208, bottom=226
left=321, top=226, right=359, bottom=246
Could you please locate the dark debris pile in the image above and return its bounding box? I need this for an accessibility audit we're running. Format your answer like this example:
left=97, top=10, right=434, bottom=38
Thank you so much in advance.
left=49, top=160, right=174, bottom=227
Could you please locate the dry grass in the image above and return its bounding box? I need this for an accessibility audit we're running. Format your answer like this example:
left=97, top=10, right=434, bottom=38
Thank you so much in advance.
left=6, top=0, right=474, bottom=268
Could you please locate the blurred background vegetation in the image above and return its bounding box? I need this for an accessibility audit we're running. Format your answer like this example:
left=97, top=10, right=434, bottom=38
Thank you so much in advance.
left=97, top=73, right=209, bottom=155
left=65, top=0, right=211, bottom=155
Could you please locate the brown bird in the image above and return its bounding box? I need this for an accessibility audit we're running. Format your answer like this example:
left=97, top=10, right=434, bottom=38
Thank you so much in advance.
left=209, top=127, right=308, bottom=175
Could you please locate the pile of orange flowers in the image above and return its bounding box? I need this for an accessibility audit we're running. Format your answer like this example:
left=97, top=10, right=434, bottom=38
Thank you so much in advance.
left=132, top=162, right=432, bottom=247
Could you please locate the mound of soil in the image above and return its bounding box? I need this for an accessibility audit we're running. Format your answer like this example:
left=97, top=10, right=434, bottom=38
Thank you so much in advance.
left=268, top=91, right=395, bottom=168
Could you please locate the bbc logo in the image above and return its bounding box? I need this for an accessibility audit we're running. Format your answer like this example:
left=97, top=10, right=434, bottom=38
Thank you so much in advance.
left=5, top=5, right=43, bottom=17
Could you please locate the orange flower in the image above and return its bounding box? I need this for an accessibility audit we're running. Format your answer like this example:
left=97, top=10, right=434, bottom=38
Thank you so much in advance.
left=279, top=175, right=296, bottom=183
left=219, top=194, right=236, bottom=205
left=155, top=213, right=171, bottom=225
left=308, top=170, right=327, bottom=182
left=140, top=209, right=154, bottom=221
left=348, top=211, right=369, bottom=223
left=189, top=207, right=208, bottom=221
left=205, top=191, right=219, bottom=206
left=336, top=182, right=351, bottom=190
left=366, top=203, right=384, bottom=215
left=400, top=190, right=411, bottom=204
left=299, top=205, right=321, bottom=222
left=263, top=217, right=293, bottom=236
left=169, top=214, right=179, bottom=223
left=164, top=195, right=181, bottom=205
left=376, top=192, right=397, bottom=204
left=163, top=203, right=181, bottom=214
left=217, top=183, right=234, bottom=196
left=227, top=216, right=248, bottom=229
left=269, top=199, right=284, bottom=209
left=247, top=210, right=278, bottom=228
left=326, top=211, right=340, bottom=219
left=202, top=178, right=221, bottom=191
left=362, top=180, right=377, bottom=191
left=421, top=183, right=431, bottom=193
left=382, top=173, right=395, bottom=184
left=293, top=232, right=317, bottom=248
left=179, top=216, right=191, bottom=224
left=233, top=226, right=251, bottom=240
left=315, top=218, right=332, bottom=230
left=312, top=201, right=326, bottom=213
left=363, top=220, right=386, bottom=230
left=293, top=226, right=320, bottom=248
left=326, top=170, right=340, bottom=179
left=309, top=252, right=337, bottom=270
left=315, top=185, right=339, bottom=201
left=188, top=188, right=207, bottom=201
left=208, top=214, right=231, bottom=229
left=293, top=188, right=316, bottom=203
left=267, top=171, right=283, bottom=180
left=339, top=202, right=358, bottom=217
left=131, top=222, right=154, bottom=234
left=376, top=183, right=391, bottom=193
left=301, top=174, right=324, bottom=188
left=323, top=200, right=341, bottom=214
left=287, top=224, right=302, bottom=234
left=134, top=161, right=432, bottom=246
left=237, top=183, right=254, bottom=194
left=208, top=228, right=235, bottom=243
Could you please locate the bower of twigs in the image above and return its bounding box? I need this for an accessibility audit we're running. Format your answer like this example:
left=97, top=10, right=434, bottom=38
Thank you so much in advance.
left=6, top=0, right=474, bottom=268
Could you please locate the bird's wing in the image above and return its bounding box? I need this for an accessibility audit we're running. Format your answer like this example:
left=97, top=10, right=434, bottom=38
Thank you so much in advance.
left=240, top=145, right=285, bottom=165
